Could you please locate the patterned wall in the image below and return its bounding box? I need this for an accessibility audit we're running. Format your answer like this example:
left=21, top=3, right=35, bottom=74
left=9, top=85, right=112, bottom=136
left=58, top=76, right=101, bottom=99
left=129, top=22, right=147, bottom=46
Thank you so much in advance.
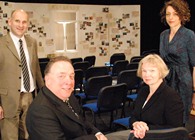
left=0, top=1, right=140, bottom=65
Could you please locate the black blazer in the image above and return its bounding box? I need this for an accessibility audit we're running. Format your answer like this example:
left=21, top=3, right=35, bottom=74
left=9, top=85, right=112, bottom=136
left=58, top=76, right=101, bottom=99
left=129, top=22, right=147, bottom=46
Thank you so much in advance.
left=26, top=86, right=99, bottom=140
left=129, top=81, right=184, bottom=130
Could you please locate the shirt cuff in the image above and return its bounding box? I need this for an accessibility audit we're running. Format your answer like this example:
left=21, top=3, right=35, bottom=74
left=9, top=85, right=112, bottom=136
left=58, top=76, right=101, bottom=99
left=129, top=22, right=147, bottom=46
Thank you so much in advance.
left=95, top=132, right=103, bottom=136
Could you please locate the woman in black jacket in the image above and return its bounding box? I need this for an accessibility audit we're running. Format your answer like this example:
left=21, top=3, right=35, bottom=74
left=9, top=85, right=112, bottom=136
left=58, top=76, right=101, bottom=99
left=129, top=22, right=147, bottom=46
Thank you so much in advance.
left=129, top=54, right=184, bottom=139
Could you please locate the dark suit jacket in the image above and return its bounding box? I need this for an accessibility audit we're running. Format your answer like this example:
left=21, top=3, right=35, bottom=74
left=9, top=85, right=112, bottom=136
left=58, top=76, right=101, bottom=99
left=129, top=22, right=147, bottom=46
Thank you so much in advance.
left=0, top=33, right=44, bottom=118
left=129, top=81, right=184, bottom=130
left=26, top=86, right=99, bottom=140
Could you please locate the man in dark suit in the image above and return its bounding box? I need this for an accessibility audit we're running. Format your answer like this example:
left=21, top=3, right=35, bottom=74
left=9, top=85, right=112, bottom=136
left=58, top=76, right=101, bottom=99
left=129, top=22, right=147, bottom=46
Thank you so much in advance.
left=0, top=9, right=44, bottom=140
left=26, top=56, right=108, bottom=140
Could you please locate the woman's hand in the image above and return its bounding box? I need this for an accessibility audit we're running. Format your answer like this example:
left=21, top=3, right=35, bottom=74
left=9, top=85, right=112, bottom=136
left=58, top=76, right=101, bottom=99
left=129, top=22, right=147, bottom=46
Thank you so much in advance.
left=130, top=121, right=149, bottom=139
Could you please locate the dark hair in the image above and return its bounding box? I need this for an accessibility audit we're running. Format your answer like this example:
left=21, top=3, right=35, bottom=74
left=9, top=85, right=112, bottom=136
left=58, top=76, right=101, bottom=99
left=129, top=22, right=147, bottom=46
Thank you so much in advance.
left=160, top=0, right=190, bottom=25
left=44, top=56, right=72, bottom=76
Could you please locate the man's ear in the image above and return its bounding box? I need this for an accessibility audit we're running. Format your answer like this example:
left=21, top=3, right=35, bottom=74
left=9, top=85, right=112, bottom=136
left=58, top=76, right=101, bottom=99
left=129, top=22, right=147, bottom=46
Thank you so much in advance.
left=44, top=75, right=49, bottom=83
left=7, top=18, right=11, bottom=26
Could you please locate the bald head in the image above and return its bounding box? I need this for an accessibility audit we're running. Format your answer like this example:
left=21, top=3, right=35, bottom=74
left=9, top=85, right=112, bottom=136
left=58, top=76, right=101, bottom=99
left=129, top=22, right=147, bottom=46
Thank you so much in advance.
left=8, top=9, right=29, bottom=38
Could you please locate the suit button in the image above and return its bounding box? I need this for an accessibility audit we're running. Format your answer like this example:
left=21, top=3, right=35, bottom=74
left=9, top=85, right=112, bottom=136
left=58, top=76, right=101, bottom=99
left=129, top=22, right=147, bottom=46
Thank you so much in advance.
left=19, top=77, right=21, bottom=79
left=19, top=65, right=21, bottom=67
left=18, top=89, right=20, bottom=92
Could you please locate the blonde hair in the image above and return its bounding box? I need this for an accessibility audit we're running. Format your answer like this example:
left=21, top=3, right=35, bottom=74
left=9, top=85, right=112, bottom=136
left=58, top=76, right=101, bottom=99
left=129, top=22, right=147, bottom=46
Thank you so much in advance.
left=137, top=54, right=169, bottom=79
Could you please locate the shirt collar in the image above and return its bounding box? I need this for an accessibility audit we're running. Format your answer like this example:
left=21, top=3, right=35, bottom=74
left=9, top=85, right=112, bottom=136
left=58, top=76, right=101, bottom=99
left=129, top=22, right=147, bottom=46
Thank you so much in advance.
left=9, top=31, right=25, bottom=42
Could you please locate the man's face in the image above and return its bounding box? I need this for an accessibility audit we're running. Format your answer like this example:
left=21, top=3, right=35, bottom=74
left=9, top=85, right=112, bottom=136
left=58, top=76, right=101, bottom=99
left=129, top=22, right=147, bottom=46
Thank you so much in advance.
left=45, top=61, right=75, bottom=100
left=8, top=10, right=29, bottom=38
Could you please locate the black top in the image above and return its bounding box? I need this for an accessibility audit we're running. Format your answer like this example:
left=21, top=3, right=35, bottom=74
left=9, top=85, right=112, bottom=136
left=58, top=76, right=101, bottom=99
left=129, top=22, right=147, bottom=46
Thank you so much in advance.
left=129, top=81, right=184, bottom=130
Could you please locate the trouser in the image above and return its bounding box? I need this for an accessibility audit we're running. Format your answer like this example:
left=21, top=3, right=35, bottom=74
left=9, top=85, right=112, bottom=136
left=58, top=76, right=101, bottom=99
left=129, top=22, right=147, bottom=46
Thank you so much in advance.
left=106, top=130, right=130, bottom=140
left=1, top=92, right=33, bottom=140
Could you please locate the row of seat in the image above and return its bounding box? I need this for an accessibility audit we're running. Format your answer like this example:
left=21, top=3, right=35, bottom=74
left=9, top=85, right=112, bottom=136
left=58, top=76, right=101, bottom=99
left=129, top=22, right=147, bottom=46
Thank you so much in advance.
left=75, top=66, right=189, bottom=138
left=73, top=60, right=139, bottom=79
left=71, top=49, right=158, bottom=68
left=73, top=60, right=140, bottom=94
left=74, top=68, right=142, bottom=129
left=39, top=53, right=143, bottom=79
left=74, top=53, right=144, bottom=130
left=71, top=55, right=96, bottom=67
left=39, top=49, right=159, bottom=77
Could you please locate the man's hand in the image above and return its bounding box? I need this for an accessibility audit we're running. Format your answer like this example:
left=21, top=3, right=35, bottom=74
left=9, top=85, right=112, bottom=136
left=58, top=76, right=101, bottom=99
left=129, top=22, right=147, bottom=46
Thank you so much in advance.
left=95, top=133, right=108, bottom=140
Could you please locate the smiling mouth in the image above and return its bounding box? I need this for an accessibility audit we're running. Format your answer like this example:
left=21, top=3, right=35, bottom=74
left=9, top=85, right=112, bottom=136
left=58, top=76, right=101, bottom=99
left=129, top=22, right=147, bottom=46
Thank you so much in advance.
left=168, top=21, right=174, bottom=24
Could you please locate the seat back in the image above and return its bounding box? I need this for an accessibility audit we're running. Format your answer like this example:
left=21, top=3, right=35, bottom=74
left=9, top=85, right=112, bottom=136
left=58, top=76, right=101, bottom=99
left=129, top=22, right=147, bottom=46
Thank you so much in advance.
left=110, top=53, right=126, bottom=66
left=129, top=127, right=188, bottom=140
left=39, top=62, right=48, bottom=78
left=84, top=55, right=96, bottom=67
left=117, top=69, right=141, bottom=92
left=71, top=57, right=83, bottom=65
left=112, top=60, right=129, bottom=76
left=141, top=49, right=159, bottom=56
left=97, top=83, right=128, bottom=110
left=39, top=58, right=50, bottom=78
left=85, top=66, right=109, bottom=81
left=85, top=75, right=112, bottom=97
left=39, top=58, right=50, bottom=63
left=130, top=56, right=143, bottom=63
left=73, top=61, right=90, bottom=76
left=74, top=69, right=84, bottom=93
left=126, top=62, right=139, bottom=70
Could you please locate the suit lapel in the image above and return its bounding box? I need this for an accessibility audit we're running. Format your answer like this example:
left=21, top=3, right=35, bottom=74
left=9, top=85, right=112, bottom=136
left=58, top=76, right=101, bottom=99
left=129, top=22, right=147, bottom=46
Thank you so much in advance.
left=42, top=87, right=84, bottom=126
left=57, top=103, right=84, bottom=125
left=6, top=34, right=20, bottom=61
left=141, top=81, right=166, bottom=113
left=24, top=35, right=33, bottom=64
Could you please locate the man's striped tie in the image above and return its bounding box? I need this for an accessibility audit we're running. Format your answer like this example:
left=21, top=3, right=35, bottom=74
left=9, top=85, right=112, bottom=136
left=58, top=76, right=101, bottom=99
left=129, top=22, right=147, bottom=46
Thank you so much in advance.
left=19, top=39, right=30, bottom=92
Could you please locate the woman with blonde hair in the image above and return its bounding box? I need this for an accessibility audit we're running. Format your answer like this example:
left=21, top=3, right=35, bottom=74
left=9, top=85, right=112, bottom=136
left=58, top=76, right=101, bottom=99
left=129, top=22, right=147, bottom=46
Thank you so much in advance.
left=129, top=54, right=184, bottom=139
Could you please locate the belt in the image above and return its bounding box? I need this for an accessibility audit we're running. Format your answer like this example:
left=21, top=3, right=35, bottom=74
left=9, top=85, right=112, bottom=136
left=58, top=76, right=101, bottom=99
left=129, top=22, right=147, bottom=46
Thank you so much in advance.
left=21, top=90, right=36, bottom=98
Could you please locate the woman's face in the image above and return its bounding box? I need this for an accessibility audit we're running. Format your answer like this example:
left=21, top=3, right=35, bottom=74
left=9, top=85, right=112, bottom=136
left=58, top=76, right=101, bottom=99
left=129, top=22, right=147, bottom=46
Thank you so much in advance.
left=141, top=62, right=162, bottom=86
left=165, top=6, right=181, bottom=28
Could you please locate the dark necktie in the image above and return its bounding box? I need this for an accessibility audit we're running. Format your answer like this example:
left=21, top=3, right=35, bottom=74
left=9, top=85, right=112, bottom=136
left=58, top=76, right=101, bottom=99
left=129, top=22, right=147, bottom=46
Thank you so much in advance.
left=65, top=99, right=79, bottom=119
left=19, top=39, right=30, bottom=92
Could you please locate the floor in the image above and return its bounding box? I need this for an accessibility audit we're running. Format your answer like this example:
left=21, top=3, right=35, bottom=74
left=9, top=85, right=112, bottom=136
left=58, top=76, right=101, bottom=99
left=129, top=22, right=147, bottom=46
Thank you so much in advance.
left=84, top=101, right=134, bottom=134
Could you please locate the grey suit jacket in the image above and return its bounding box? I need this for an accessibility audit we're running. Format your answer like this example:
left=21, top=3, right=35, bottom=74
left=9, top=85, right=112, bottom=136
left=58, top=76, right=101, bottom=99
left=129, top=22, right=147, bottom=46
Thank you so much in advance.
left=26, top=86, right=99, bottom=140
left=0, top=33, right=44, bottom=118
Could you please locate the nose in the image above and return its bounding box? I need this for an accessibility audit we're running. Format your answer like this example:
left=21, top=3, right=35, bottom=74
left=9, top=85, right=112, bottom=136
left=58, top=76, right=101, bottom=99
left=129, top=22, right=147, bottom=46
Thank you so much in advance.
left=145, top=71, right=151, bottom=77
left=18, top=22, right=24, bottom=27
left=168, top=13, right=175, bottom=20
left=64, top=75, right=74, bottom=84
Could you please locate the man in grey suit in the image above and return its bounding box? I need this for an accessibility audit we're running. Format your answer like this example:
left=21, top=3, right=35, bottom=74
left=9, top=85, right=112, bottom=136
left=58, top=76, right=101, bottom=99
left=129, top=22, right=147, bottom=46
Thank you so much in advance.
left=0, top=9, right=44, bottom=140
